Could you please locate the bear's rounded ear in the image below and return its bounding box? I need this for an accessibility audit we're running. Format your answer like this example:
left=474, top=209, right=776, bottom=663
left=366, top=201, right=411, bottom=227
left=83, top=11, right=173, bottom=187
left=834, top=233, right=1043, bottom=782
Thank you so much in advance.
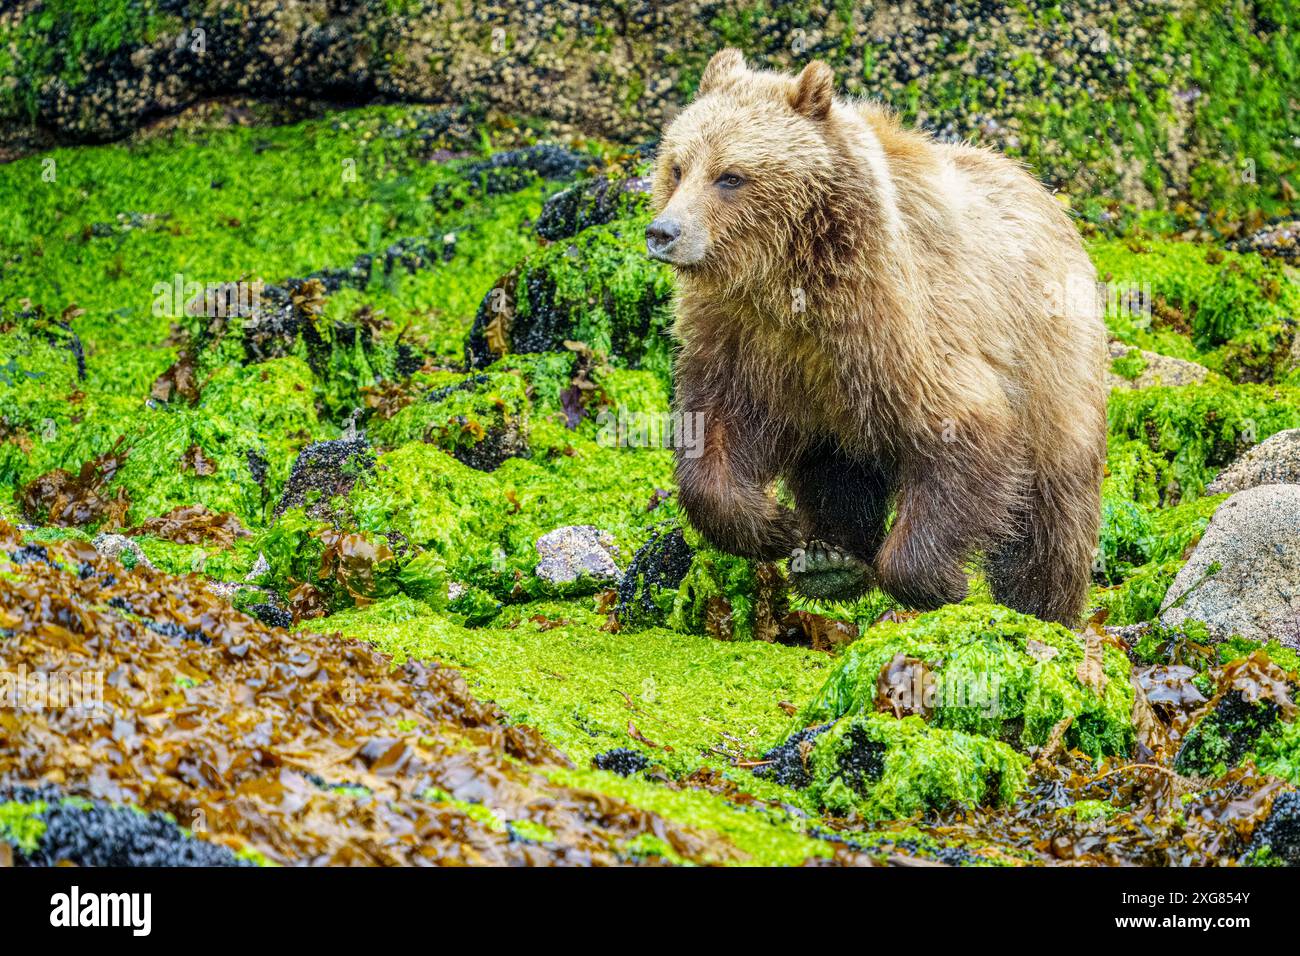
left=790, top=61, right=834, bottom=121
left=698, top=48, right=746, bottom=95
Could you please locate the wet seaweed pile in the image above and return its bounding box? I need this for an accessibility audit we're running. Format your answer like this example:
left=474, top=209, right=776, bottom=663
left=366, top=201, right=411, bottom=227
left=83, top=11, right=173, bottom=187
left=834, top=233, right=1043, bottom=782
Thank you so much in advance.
left=0, top=524, right=751, bottom=865
left=772, top=628, right=1300, bottom=866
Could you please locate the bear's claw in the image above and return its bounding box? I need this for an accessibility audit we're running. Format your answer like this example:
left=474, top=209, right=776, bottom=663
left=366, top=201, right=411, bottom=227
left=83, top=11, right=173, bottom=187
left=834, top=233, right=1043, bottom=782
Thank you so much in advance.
left=788, top=539, right=873, bottom=601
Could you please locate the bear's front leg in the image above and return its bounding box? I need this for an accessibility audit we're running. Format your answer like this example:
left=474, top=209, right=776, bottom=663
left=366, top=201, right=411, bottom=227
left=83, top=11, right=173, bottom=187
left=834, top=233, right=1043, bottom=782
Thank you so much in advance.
left=784, top=439, right=893, bottom=600
left=674, top=409, right=801, bottom=561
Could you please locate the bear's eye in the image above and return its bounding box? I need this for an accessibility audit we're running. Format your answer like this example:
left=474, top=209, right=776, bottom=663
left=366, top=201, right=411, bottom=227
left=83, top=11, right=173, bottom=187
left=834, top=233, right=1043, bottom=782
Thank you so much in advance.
left=672, top=165, right=682, bottom=181
left=716, top=173, right=744, bottom=189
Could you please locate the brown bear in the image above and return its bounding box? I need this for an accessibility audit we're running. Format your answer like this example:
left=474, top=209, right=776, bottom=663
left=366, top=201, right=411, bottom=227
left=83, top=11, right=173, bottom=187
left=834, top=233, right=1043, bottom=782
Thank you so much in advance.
left=647, top=49, right=1107, bottom=625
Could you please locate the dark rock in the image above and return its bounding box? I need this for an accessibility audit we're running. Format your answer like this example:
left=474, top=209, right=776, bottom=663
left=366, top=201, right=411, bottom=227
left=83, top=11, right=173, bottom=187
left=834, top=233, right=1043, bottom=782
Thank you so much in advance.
left=0, top=784, right=251, bottom=867
left=273, top=438, right=375, bottom=520
left=616, top=525, right=694, bottom=622
left=8, top=544, right=50, bottom=566
left=248, top=603, right=293, bottom=629
left=464, top=145, right=591, bottom=195
left=535, top=174, right=651, bottom=241
left=1175, top=690, right=1282, bottom=777
left=464, top=222, right=673, bottom=370
left=1251, top=789, right=1300, bottom=865
left=754, top=724, right=832, bottom=790
left=835, top=725, right=887, bottom=794
left=591, top=748, right=650, bottom=776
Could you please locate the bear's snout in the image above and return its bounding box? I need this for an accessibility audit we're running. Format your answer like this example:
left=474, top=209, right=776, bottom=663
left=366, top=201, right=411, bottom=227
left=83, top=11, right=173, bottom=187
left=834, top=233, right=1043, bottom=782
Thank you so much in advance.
left=645, top=217, right=682, bottom=261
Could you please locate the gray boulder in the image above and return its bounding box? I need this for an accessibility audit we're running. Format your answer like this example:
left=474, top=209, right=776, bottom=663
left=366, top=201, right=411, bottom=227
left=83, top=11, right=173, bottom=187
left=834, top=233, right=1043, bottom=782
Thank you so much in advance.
left=1159, top=485, right=1300, bottom=649
left=1206, top=429, right=1300, bottom=496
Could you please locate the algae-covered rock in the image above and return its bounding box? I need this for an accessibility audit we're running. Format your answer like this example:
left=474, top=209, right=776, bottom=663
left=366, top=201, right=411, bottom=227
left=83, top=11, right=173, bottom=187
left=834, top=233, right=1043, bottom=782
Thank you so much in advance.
left=793, top=605, right=1136, bottom=759
left=1096, top=439, right=1224, bottom=585
left=616, top=524, right=695, bottom=624
left=758, top=604, right=1142, bottom=819
left=1107, top=341, right=1210, bottom=391
left=346, top=442, right=497, bottom=565
left=1173, top=651, right=1298, bottom=780
left=1160, top=485, right=1300, bottom=648
left=176, top=273, right=415, bottom=423
left=535, top=174, right=653, bottom=241
left=0, top=785, right=253, bottom=867
left=667, top=546, right=788, bottom=644
left=461, top=145, right=592, bottom=195
left=344, top=430, right=674, bottom=602
left=119, top=357, right=321, bottom=527
left=1093, top=240, right=1300, bottom=376
left=1252, top=720, right=1300, bottom=788
left=1106, top=381, right=1300, bottom=500
left=274, top=438, right=376, bottom=521
left=14, top=356, right=321, bottom=532
left=1249, top=790, right=1300, bottom=865
left=464, top=216, right=674, bottom=381
left=1177, top=690, right=1289, bottom=779
left=790, top=713, right=1029, bottom=821
left=367, top=369, right=530, bottom=471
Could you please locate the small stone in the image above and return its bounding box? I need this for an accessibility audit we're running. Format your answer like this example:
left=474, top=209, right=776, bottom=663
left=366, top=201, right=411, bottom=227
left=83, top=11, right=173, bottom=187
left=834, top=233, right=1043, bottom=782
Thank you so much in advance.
left=534, top=525, right=619, bottom=584
left=91, top=533, right=154, bottom=571
left=245, top=551, right=271, bottom=581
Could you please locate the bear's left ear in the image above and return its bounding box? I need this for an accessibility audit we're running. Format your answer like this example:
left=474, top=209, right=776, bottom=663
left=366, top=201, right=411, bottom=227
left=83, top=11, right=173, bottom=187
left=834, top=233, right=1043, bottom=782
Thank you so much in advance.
left=789, top=61, right=834, bottom=121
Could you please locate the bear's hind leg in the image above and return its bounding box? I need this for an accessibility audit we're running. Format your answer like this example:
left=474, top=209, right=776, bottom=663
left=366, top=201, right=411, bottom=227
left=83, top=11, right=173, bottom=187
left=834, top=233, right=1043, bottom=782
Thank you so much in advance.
left=874, top=441, right=1023, bottom=613
left=985, top=461, right=1102, bottom=626
left=784, top=440, right=893, bottom=600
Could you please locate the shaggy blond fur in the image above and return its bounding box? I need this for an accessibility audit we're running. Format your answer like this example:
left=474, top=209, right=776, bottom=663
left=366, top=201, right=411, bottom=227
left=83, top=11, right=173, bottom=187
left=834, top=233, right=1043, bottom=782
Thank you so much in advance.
left=651, top=49, right=1107, bottom=624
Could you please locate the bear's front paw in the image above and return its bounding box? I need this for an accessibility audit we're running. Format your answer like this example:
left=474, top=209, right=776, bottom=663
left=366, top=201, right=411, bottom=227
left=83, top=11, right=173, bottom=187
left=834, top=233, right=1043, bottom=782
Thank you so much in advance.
left=789, top=539, right=873, bottom=601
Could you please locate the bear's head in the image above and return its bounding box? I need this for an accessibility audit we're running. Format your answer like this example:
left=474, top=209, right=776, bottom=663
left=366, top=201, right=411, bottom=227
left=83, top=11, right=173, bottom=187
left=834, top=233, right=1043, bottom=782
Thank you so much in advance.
left=648, top=49, right=858, bottom=293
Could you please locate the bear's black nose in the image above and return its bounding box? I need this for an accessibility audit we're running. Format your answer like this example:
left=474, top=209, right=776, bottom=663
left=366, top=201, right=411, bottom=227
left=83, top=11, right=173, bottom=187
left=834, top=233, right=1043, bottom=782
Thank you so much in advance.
left=645, top=217, right=681, bottom=255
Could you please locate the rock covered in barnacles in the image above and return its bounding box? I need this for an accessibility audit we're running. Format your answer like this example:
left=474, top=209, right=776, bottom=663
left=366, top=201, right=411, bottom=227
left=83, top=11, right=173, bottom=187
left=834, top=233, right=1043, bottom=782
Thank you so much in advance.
left=1206, top=430, right=1300, bottom=496
left=91, top=533, right=153, bottom=571
left=534, top=525, right=619, bottom=584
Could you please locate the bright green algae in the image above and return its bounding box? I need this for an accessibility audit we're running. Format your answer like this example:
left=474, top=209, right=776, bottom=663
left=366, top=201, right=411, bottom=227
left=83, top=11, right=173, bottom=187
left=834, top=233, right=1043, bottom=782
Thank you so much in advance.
left=1107, top=381, right=1300, bottom=500
left=329, top=598, right=832, bottom=774
left=805, top=714, right=1029, bottom=821
left=796, top=605, right=1135, bottom=760
left=0, top=800, right=47, bottom=855
left=326, top=596, right=843, bottom=863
